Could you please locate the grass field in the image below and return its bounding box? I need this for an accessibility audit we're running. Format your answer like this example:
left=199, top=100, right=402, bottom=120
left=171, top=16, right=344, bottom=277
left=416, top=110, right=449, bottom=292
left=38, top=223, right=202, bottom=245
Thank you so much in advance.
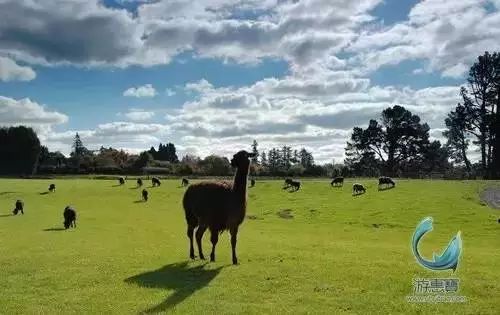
left=0, top=178, right=499, bottom=314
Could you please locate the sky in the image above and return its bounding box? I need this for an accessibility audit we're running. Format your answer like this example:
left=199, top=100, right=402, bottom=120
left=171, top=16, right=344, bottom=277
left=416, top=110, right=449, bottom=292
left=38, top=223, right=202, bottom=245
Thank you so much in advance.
left=1, top=0, right=499, bottom=163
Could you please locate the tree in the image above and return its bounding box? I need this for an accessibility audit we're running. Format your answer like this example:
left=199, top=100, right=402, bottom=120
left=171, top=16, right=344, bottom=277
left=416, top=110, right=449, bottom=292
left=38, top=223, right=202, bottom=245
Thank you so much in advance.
left=0, top=126, right=41, bottom=175
left=132, top=151, right=153, bottom=171
left=443, top=104, right=471, bottom=172
left=260, top=151, right=268, bottom=167
left=458, top=52, right=500, bottom=177
left=345, top=105, right=431, bottom=176
left=251, top=140, right=259, bottom=164
left=199, top=155, right=231, bottom=176
left=71, top=133, right=89, bottom=157
left=299, top=148, right=314, bottom=168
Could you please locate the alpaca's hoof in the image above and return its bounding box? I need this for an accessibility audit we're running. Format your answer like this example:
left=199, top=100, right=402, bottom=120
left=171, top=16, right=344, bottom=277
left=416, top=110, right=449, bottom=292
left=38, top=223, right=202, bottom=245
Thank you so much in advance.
left=232, top=259, right=238, bottom=265
left=210, top=254, right=215, bottom=262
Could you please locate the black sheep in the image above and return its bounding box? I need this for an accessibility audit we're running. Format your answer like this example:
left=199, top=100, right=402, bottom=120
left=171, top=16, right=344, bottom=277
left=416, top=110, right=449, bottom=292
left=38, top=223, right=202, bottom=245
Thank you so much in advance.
left=330, top=177, right=344, bottom=187
left=63, top=206, right=77, bottom=229
left=48, top=183, right=56, bottom=192
left=182, top=178, right=189, bottom=187
left=13, top=200, right=24, bottom=215
left=142, top=189, right=149, bottom=201
left=137, top=178, right=143, bottom=187
left=378, top=176, right=395, bottom=189
left=152, top=177, right=161, bottom=187
left=118, top=177, right=125, bottom=185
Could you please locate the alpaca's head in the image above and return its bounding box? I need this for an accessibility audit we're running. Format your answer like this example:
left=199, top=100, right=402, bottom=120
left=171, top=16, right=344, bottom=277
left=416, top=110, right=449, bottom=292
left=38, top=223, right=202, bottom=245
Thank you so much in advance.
left=231, top=150, right=256, bottom=168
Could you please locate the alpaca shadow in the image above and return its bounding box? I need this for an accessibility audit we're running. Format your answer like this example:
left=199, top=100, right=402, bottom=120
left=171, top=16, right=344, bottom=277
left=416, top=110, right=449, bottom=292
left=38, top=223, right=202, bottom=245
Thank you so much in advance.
left=0, top=214, right=14, bottom=218
left=39, top=191, right=49, bottom=195
left=378, top=186, right=395, bottom=191
left=43, top=227, right=65, bottom=231
left=133, top=200, right=146, bottom=203
left=125, top=262, right=222, bottom=313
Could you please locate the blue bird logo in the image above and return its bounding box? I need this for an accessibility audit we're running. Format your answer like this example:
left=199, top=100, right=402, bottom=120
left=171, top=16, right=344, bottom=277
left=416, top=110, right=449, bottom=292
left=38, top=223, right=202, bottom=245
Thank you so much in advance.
left=411, top=217, right=462, bottom=272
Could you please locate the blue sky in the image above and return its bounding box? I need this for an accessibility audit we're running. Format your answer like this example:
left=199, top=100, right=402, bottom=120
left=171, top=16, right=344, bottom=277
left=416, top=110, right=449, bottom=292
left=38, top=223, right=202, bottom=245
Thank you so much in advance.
left=1, top=0, right=499, bottom=162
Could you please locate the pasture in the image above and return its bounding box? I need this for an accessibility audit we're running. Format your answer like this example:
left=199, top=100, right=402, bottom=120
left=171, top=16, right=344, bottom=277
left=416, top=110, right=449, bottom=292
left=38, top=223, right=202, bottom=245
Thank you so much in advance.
left=0, top=178, right=499, bottom=314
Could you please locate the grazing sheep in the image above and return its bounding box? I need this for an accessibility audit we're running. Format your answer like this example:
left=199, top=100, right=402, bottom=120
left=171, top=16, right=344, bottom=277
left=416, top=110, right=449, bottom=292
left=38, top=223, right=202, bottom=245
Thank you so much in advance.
left=142, top=189, right=149, bottom=201
left=63, top=206, right=77, bottom=229
left=48, top=183, right=56, bottom=192
left=250, top=179, right=255, bottom=187
left=289, top=180, right=301, bottom=191
left=12, top=200, right=24, bottom=215
left=352, top=183, right=366, bottom=195
left=182, top=178, right=189, bottom=187
left=378, top=176, right=395, bottom=189
left=183, top=150, right=256, bottom=265
left=152, top=177, right=161, bottom=187
left=137, top=178, right=143, bottom=187
left=283, top=178, right=293, bottom=189
left=118, top=177, right=125, bottom=185
left=283, top=178, right=300, bottom=191
left=330, top=177, right=344, bottom=187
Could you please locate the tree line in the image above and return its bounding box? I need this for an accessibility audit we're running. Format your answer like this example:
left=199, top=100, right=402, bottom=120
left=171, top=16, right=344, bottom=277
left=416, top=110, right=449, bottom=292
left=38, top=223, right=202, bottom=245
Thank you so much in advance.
left=1, top=51, right=499, bottom=178
left=344, top=51, right=500, bottom=179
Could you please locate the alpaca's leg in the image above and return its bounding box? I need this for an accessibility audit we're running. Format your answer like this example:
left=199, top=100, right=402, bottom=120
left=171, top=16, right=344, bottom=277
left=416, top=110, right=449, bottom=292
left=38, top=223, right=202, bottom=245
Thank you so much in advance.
left=187, top=225, right=195, bottom=259
left=230, top=226, right=239, bottom=265
left=196, top=225, right=207, bottom=260
left=210, top=230, right=219, bottom=262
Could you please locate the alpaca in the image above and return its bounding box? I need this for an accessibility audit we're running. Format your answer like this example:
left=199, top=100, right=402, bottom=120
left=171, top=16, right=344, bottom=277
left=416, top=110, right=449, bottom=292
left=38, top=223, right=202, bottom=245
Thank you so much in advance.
left=63, top=206, right=77, bottom=229
left=250, top=179, right=255, bottom=187
left=182, top=178, right=189, bottom=187
left=137, top=178, right=143, bottom=187
left=48, top=183, right=56, bottom=192
left=352, top=183, right=366, bottom=195
left=13, top=200, right=24, bottom=215
left=330, top=177, right=344, bottom=187
left=378, top=176, right=395, bottom=189
left=183, top=150, right=256, bottom=265
left=142, top=189, right=149, bottom=201
left=118, top=177, right=125, bottom=185
left=152, top=177, right=161, bottom=187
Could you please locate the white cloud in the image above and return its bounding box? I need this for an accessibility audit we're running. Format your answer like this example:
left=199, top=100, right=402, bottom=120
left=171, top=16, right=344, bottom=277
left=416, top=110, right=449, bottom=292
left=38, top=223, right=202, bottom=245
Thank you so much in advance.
left=123, top=84, right=157, bottom=98
left=123, top=110, right=155, bottom=121
left=46, top=121, right=169, bottom=155
left=0, top=96, right=67, bottom=125
left=165, top=88, right=176, bottom=96
left=349, top=0, right=500, bottom=77
left=0, top=95, right=68, bottom=146
left=0, top=57, right=36, bottom=81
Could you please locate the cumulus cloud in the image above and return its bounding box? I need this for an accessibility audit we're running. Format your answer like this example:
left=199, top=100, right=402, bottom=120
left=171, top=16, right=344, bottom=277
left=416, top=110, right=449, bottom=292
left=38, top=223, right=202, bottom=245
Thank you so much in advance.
left=123, top=110, right=155, bottom=121
left=0, top=96, right=67, bottom=125
left=123, top=84, right=157, bottom=98
left=46, top=121, right=169, bottom=155
left=0, top=57, right=36, bottom=81
left=349, top=0, right=500, bottom=77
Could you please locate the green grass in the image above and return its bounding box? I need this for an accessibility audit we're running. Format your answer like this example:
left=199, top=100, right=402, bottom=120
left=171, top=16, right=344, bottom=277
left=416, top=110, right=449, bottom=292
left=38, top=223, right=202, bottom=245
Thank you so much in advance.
left=0, top=179, right=499, bottom=314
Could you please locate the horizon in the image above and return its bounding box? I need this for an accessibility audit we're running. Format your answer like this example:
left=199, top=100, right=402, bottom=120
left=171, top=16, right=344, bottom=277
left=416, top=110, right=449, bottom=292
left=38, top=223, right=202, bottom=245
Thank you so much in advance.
left=1, top=0, right=499, bottom=163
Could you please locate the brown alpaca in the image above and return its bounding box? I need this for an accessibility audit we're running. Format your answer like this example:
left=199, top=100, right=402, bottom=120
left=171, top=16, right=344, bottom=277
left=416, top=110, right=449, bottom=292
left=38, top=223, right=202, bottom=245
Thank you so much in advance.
left=183, top=150, right=256, bottom=265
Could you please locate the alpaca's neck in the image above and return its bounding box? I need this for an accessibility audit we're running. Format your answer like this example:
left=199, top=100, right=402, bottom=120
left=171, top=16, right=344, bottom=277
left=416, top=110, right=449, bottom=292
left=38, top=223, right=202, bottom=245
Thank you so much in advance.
left=232, top=164, right=249, bottom=200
